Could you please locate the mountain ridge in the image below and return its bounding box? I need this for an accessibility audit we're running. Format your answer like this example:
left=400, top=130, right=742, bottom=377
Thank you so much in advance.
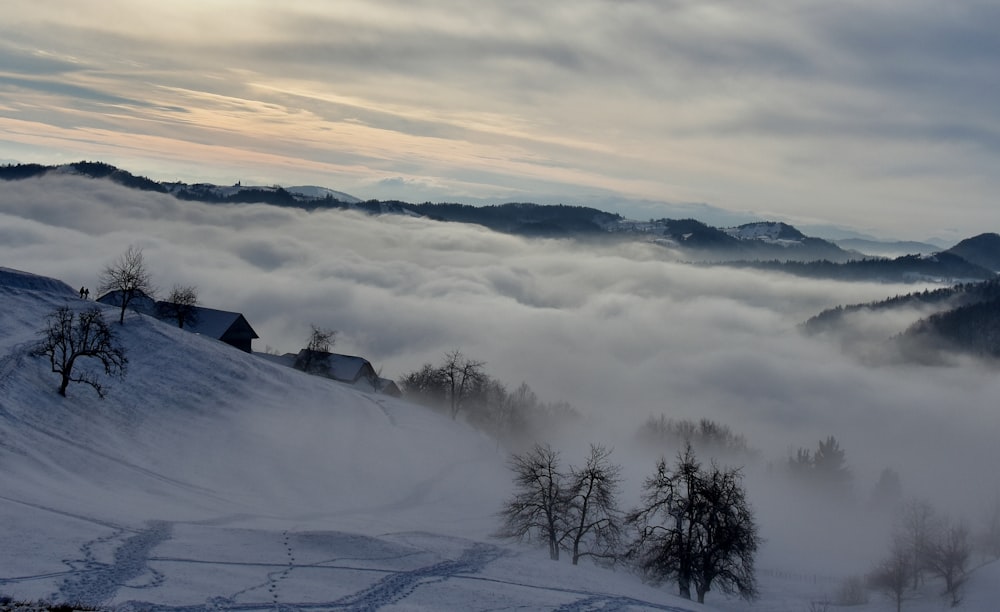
left=4, top=161, right=1000, bottom=277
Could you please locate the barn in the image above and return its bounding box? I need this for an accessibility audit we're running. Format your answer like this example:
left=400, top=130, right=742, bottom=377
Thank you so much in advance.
left=97, top=290, right=259, bottom=353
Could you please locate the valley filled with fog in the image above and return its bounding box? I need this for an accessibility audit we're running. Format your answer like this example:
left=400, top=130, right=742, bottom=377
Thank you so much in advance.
left=3, top=175, right=1000, bottom=609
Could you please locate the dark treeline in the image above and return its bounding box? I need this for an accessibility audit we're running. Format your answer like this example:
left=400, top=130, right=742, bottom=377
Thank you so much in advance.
left=804, top=277, right=1000, bottom=360
left=718, top=252, right=995, bottom=284
left=398, top=350, right=579, bottom=444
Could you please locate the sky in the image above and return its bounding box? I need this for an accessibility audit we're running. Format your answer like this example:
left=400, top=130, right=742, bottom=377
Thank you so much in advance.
left=2, top=1, right=999, bottom=240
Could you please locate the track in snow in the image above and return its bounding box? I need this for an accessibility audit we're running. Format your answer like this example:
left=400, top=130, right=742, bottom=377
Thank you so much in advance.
left=56, top=521, right=172, bottom=607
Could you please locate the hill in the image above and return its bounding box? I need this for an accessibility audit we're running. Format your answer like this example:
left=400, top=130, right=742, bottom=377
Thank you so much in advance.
left=803, top=276, right=1000, bottom=362
left=943, top=232, right=1000, bottom=271
left=1, top=161, right=851, bottom=256
left=0, top=268, right=698, bottom=610
left=723, top=252, right=996, bottom=284
left=900, top=296, right=1000, bottom=360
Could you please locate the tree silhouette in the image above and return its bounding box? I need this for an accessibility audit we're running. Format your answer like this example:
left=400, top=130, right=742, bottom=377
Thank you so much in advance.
left=33, top=306, right=127, bottom=398
left=157, top=285, right=199, bottom=328
left=564, top=444, right=623, bottom=565
left=98, top=245, right=154, bottom=324
left=496, top=443, right=566, bottom=560
left=627, top=445, right=759, bottom=603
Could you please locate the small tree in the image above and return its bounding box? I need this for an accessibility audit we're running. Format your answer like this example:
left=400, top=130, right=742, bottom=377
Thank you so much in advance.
left=98, top=245, right=154, bottom=324
left=496, top=443, right=567, bottom=560
left=296, top=324, right=337, bottom=374
left=788, top=435, right=852, bottom=495
left=896, top=499, right=940, bottom=589
left=441, top=349, right=485, bottom=420
left=870, top=537, right=911, bottom=612
left=157, top=284, right=199, bottom=328
left=307, top=324, right=337, bottom=353
left=627, top=445, right=760, bottom=603
left=564, top=444, right=624, bottom=565
left=925, top=520, right=971, bottom=607
left=32, top=306, right=127, bottom=398
left=399, top=362, right=448, bottom=406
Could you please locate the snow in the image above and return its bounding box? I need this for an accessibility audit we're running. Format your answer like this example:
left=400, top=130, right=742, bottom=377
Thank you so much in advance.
left=286, top=185, right=362, bottom=203
left=722, top=222, right=803, bottom=245
left=0, top=271, right=701, bottom=611
left=2, top=269, right=998, bottom=611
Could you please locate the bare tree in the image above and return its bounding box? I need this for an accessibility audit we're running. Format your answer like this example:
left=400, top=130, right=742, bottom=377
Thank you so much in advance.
left=870, top=537, right=911, bottom=612
left=441, top=349, right=485, bottom=420
left=564, top=444, right=624, bottom=565
left=626, top=445, right=760, bottom=603
left=32, top=306, right=127, bottom=398
left=307, top=324, right=337, bottom=353
left=98, top=245, right=154, bottom=324
left=296, top=324, right=337, bottom=374
left=896, top=499, right=940, bottom=589
left=157, top=284, right=199, bottom=328
left=925, top=519, right=971, bottom=607
left=496, top=443, right=567, bottom=560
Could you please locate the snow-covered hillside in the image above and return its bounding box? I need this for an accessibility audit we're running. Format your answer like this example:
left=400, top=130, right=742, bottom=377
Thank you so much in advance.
left=0, top=269, right=701, bottom=611
left=722, top=222, right=806, bottom=244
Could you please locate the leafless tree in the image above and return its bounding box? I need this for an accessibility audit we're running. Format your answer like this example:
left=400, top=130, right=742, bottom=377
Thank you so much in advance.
left=896, top=499, right=941, bottom=589
left=157, top=285, right=199, bottom=328
left=296, top=324, right=337, bottom=374
left=626, top=444, right=760, bottom=603
left=307, top=324, right=337, bottom=353
left=496, top=443, right=567, bottom=560
left=925, top=519, right=971, bottom=607
left=441, top=349, right=485, bottom=420
left=98, top=245, right=154, bottom=324
left=870, top=537, right=911, bottom=612
left=32, top=306, right=127, bottom=398
left=564, top=444, right=623, bottom=565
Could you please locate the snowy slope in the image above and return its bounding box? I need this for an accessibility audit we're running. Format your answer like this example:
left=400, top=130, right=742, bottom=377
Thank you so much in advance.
left=286, top=185, right=362, bottom=203
left=722, top=221, right=805, bottom=244
left=0, top=270, right=700, bottom=611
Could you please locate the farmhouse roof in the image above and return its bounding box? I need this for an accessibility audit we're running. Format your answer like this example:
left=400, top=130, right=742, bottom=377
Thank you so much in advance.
left=185, top=306, right=259, bottom=341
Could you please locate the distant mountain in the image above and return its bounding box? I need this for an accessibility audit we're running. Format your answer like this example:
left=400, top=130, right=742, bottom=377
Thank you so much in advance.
left=833, top=238, right=940, bottom=258
left=943, top=233, right=1000, bottom=272
left=0, top=160, right=168, bottom=192
left=900, top=296, right=1000, bottom=360
left=607, top=218, right=854, bottom=262
left=286, top=185, right=362, bottom=203
left=725, top=252, right=995, bottom=284
left=803, top=277, right=1000, bottom=335
left=3, top=161, right=996, bottom=269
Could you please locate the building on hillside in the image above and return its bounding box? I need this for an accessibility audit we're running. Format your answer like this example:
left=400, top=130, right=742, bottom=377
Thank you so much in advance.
left=291, top=349, right=401, bottom=396
left=97, top=290, right=259, bottom=353
left=182, top=306, right=259, bottom=353
left=96, top=288, right=157, bottom=315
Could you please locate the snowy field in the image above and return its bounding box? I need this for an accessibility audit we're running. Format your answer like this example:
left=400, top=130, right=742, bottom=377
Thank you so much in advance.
left=0, top=268, right=703, bottom=611
left=3, top=265, right=1000, bottom=611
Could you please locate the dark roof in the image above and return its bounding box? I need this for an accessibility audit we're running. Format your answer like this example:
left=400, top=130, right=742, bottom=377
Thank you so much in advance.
left=294, top=349, right=375, bottom=383
left=96, top=289, right=157, bottom=314
left=184, top=306, right=259, bottom=341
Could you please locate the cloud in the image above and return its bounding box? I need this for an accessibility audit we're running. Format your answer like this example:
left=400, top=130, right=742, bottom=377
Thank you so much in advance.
left=2, top=2, right=1000, bottom=236
left=4, top=176, right=1000, bottom=574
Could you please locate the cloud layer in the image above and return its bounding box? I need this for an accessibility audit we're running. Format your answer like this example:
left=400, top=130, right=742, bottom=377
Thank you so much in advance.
left=2, top=2, right=1000, bottom=238
left=3, top=176, right=999, bottom=527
